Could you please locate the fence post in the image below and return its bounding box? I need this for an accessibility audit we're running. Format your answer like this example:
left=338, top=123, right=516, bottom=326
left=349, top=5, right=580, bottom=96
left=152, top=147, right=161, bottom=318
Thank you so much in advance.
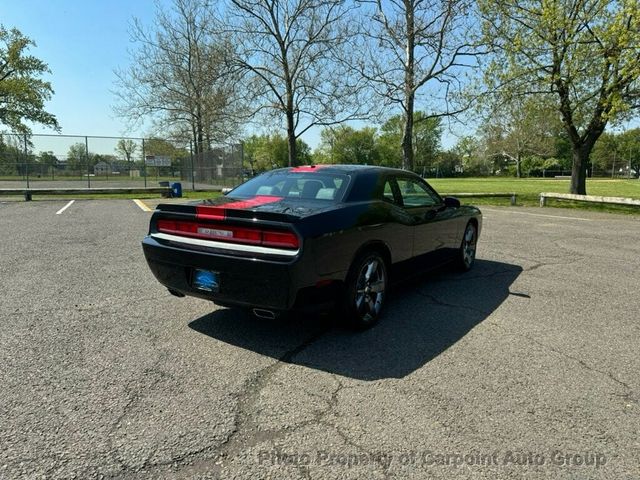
left=24, top=134, right=30, bottom=189
left=142, top=138, right=147, bottom=188
left=85, top=136, right=91, bottom=188
left=510, top=194, right=516, bottom=206
left=540, top=194, right=546, bottom=207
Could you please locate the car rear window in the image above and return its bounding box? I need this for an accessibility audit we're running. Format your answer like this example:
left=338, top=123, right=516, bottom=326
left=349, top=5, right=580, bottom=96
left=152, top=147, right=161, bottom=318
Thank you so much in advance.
left=229, top=171, right=350, bottom=202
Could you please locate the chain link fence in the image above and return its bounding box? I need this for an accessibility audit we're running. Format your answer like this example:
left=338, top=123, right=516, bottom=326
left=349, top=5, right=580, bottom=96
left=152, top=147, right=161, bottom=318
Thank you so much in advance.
left=0, top=133, right=245, bottom=190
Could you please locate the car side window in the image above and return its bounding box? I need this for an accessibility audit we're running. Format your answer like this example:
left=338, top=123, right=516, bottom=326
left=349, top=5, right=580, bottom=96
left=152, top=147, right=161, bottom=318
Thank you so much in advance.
left=382, top=178, right=401, bottom=205
left=397, top=178, right=441, bottom=208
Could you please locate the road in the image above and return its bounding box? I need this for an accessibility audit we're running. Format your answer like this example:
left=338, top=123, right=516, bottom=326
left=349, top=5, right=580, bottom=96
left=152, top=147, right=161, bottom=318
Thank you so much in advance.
left=0, top=200, right=638, bottom=479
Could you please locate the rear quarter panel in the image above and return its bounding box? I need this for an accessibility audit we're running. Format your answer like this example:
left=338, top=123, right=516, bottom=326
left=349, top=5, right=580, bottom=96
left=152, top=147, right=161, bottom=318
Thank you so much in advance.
left=296, top=201, right=413, bottom=279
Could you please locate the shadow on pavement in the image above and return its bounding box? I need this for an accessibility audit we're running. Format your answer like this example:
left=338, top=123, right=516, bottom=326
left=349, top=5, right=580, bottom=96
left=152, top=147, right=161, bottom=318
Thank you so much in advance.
left=189, top=259, right=523, bottom=380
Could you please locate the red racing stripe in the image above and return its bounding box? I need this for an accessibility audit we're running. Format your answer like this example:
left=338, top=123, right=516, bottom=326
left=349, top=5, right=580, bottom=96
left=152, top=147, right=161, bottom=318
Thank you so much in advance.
left=289, top=165, right=327, bottom=173
left=196, top=195, right=283, bottom=220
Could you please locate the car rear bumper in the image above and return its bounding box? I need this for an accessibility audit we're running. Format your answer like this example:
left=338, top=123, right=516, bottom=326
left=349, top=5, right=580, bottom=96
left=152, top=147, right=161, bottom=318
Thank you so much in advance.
left=142, top=235, right=338, bottom=312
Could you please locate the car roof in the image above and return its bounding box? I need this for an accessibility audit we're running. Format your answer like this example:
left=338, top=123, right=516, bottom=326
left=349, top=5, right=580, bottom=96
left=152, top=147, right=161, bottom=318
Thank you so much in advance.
left=275, top=164, right=416, bottom=176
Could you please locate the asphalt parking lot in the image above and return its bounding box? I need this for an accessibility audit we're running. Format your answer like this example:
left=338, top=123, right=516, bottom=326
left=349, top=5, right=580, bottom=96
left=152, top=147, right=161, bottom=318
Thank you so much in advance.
left=1, top=199, right=638, bottom=479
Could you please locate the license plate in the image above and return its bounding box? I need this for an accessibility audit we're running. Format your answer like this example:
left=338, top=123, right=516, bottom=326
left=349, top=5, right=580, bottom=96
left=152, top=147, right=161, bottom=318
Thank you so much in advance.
left=193, top=269, right=220, bottom=293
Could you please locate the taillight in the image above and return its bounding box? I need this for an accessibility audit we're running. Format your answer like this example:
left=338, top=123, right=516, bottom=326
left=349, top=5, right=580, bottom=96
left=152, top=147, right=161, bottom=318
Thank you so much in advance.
left=156, top=219, right=299, bottom=250
left=262, top=230, right=299, bottom=249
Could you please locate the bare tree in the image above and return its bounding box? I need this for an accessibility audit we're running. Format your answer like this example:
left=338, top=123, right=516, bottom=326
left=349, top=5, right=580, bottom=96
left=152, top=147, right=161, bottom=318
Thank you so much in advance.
left=356, top=0, right=481, bottom=170
left=114, top=0, right=239, bottom=156
left=225, top=0, right=370, bottom=166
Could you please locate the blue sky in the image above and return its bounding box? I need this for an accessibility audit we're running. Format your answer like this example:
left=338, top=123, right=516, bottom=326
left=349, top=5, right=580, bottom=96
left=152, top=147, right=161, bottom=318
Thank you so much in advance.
left=2, top=0, right=335, bottom=150
left=2, top=1, right=161, bottom=137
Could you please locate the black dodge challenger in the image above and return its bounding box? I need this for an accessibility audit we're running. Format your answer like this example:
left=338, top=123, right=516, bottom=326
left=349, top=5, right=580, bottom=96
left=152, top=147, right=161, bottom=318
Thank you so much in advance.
left=142, top=165, right=481, bottom=329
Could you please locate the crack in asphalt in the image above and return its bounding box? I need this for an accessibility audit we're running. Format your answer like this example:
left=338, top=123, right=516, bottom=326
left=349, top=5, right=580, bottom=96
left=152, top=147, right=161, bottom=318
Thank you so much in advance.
left=414, top=291, right=492, bottom=316
left=486, top=321, right=636, bottom=397
left=106, top=323, right=332, bottom=479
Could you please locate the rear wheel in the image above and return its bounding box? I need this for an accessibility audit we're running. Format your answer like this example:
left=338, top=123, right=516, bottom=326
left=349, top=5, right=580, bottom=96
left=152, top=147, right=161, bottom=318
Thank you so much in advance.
left=457, top=222, right=477, bottom=271
left=343, top=251, right=388, bottom=329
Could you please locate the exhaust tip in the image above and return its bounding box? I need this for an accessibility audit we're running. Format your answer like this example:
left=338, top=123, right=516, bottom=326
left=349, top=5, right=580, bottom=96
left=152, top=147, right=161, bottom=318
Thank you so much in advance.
left=252, top=308, right=277, bottom=319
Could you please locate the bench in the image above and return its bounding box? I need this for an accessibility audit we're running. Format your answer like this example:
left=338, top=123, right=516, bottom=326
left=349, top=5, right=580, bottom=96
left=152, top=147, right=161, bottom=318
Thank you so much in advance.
left=445, top=192, right=517, bottom=206
left=539, top=192, right=640, bottom=208
left=0, top=187, right=172, bottom=201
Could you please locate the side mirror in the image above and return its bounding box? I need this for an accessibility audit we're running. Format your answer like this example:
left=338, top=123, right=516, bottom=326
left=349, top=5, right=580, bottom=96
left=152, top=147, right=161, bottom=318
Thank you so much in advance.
left=444, top=196, right=460, bottom=208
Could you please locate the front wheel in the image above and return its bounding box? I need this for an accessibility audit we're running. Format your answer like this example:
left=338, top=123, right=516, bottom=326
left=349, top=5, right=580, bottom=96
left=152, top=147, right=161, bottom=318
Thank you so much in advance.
left=457, top=222, right=477, bottom=271
left=343, top=251, right=388, bottom=330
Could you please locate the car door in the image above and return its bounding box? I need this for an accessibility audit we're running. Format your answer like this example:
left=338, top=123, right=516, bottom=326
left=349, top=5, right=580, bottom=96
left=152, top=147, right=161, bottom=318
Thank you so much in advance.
left=395, top=176, right=455, bottom=261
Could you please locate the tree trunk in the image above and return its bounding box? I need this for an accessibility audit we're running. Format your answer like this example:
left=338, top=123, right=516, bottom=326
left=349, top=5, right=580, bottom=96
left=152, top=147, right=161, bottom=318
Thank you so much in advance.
left=570, top=146, right=588, bottom=194
left=402, top=1, right=415, bottom=171
left=516, top=153, right=522, bottom=178
left=401, top=104, right=414, bottom=171
left=286, top=109, right=297, bottom=167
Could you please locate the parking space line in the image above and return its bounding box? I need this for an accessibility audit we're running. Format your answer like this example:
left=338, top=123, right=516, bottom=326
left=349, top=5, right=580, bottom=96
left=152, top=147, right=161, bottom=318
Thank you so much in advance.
left=133, top=199, right=152, bottom=212
left=56, top=200, right=75, bottom=215
left=481, top=208, right=593, bottom=221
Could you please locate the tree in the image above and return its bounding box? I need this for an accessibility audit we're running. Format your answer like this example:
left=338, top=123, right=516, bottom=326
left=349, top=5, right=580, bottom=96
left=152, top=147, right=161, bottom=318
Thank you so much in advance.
left=355, top=0, right=480, bottom=170
left=377, top=112, right=442, bottom=170
left=244, top=133, right=311, bottom=172
left=317, top=126, right=380, bottom=165
left=0, top=26, right=58, bottom=133
left=481, top=98, right=560, bottom=177
left=114, top=0, right=238, bottom=157
left=454, top=135, right=492, bottom=175
left=592, top=128, right=640, bottom=177
left=227, top=0, right=369, bottom=166
left=38, top=151, right=58, bottom=176
left=480, top=0, right=640, bottom=194
left=115, top=139, right=138, bottom=164
left=65, top=143, right=91, bottom=172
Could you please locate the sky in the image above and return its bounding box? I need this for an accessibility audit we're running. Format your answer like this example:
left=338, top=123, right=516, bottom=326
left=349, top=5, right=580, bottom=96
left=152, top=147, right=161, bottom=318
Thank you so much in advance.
left=1, top=0, right=335, bottom=153
left=2, top=1, right=161, bottom=138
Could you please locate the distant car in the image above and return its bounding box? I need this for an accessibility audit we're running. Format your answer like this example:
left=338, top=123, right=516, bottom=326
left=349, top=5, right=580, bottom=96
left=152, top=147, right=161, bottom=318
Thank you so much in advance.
left=142, top=165, right=482, bottom=329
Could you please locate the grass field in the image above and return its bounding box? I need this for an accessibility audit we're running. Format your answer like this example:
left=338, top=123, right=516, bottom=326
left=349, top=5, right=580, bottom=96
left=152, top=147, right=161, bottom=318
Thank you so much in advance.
left=429, top=177, right=640, bottom=214
left=2, top=176, right=639, bottom=214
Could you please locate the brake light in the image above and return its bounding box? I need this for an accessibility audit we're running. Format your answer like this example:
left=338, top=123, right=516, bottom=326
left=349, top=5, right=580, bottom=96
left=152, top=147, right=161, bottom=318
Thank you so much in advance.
left=262, top=230, right=299, bottom=249
left=156, top=219, right=299, bottom=250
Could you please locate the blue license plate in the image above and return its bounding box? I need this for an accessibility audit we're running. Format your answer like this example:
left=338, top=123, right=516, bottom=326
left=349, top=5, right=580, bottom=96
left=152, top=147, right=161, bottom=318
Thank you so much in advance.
left=193, top=269, right=220, bottom=292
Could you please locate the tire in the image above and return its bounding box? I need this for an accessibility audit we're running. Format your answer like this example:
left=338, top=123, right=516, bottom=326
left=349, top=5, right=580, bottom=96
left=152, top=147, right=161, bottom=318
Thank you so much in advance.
left=343, top=251, right=388, bottom=330
left=457, top=221, right=477, bottom=271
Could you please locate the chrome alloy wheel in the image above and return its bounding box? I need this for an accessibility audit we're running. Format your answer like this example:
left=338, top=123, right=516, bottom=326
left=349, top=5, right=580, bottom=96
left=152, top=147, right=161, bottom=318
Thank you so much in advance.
left=354, top=257, right=386, bottom=322
left=462, top=223, right=477, bottom=268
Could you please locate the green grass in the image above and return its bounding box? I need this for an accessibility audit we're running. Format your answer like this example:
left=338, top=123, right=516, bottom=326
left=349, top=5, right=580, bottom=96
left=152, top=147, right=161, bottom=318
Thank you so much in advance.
left=428, top=177, right=640, bottom=214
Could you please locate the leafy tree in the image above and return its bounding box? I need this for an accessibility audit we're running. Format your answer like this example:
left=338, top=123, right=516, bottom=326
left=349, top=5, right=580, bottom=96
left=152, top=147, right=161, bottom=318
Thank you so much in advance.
left=227, top=0, right=369, bottom=166
left=433, top=150, right=463, bottom=177
left=480, top=98, right=560, bottom=177
left=454, top=135, right=492, bottom=175
left=38, top=151, right=58, bottom=168
left=244, top=134, right=311, bottom=172
left=115, top=139, right=138, bottom=164
left=65, top=143, right=92, bottom=172
left=480, top=0, right=640, bottom=194
left=617, top=129, right=640, bottom=178
left=378, top=113, right=442, bottom=170
left=356, top=0, right=481, bottom=170
left=592, top=128, right=640, bottom=177
left=317, top=126, right=380, bottom=165
left=0, top=26, right=58, bottom=133
left=0, top=135, right=21, bottom=174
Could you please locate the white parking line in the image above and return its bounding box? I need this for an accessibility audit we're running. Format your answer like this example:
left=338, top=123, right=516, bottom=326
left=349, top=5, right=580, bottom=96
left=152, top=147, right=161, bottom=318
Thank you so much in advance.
left=481, top=208, right=593, bottom=222
left=56, top=200, right=75, bottom=215
left=133, top=199, right=152, bottom=212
